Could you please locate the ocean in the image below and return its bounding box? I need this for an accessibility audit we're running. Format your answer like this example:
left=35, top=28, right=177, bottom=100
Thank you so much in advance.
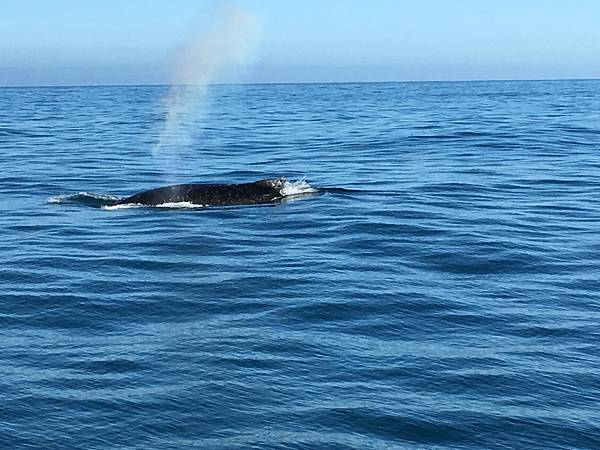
left=1, top=80, right=599, bottom=449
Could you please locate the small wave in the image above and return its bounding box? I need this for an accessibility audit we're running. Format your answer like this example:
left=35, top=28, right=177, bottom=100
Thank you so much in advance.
left=0, top=127, right=51, bottom=138
left=281, top=178, right=318, bottom=196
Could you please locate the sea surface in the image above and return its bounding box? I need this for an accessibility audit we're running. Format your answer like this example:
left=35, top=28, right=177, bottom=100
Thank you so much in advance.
left=1, top=80, right=599, bottom=449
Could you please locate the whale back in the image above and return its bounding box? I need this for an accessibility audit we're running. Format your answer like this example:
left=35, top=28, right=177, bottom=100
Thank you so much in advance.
left=117, top=177, right=287, bottom=206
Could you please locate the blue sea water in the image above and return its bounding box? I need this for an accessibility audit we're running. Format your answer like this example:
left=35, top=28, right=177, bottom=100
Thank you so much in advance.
left=1, top=80, right=600, bottom=449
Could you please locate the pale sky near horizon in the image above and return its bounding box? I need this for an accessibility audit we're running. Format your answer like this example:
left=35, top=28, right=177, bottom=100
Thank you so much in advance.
left=2, top=0, right=600, bottom=86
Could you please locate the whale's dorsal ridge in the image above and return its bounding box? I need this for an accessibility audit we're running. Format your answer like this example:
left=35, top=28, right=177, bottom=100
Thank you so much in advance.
left=254, top=177, right=286, bottom=190
left=116, top=177, right=291, bottom=207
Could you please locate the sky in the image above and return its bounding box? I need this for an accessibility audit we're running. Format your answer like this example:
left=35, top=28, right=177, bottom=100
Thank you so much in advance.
left=1, top=0, right=600, bottom=86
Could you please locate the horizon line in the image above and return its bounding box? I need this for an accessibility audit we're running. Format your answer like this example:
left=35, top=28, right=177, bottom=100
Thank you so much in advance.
left=1, top=77, right=599, bottom=89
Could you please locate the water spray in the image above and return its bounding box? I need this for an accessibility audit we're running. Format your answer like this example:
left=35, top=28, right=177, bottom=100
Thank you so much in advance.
left=154, top=3, right=260, bottom=172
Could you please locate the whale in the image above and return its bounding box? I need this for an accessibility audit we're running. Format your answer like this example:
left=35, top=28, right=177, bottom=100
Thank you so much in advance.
left=112, top=177, right=289, bottom=207
left=48, top=178, right=357, bottom=209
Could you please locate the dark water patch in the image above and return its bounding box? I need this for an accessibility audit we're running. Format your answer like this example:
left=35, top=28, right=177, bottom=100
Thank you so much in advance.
left=342, top=220, right=447, bottom=237
left=557, top=124, right=600, bottom=135
left=0, top=127, right=54, bottom=138
left=418, top=251, right=535, bottom=275
left=310, top=407, right=471, bottom=445
left=68, top=358, right=149, bottom=375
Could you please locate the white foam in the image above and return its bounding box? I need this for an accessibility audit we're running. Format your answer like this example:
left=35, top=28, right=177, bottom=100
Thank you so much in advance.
left=155, top=202, right=206, bottom=209
left=102, top=201, right=205, bottom=210
left=102, top=203, right=145, bottom=210
left=48, top=195, right=67, bottom=204
left=281, top=179, right=317, bottom=197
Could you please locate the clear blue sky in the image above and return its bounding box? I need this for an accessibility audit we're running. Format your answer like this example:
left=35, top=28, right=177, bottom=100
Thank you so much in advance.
left=2, top=0, right=600, bottom=86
